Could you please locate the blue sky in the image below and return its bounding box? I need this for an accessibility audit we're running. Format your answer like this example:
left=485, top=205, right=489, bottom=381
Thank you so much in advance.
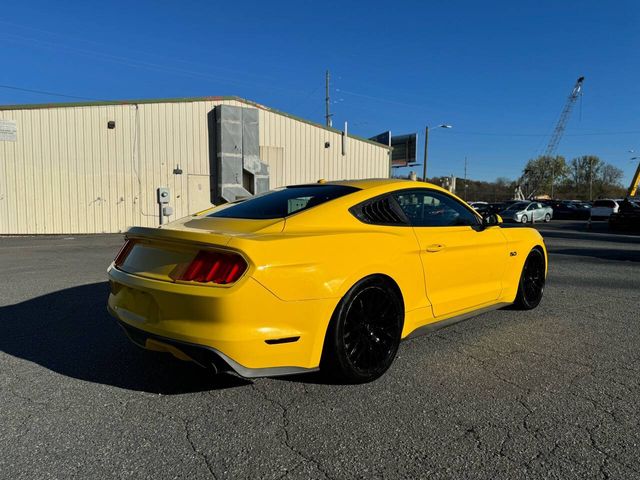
left=1, top=0, right=639, bottom=184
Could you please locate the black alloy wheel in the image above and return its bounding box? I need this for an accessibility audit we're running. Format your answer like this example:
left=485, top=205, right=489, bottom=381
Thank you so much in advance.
left=514, top=249, right=546, bottom=310
left=322, top=276, right=403, bottom=383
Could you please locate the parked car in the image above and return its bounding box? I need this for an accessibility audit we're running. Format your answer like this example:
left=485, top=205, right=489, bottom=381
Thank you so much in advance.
left=469, top=202, right=491, bottom=215
left=546, top=201, right=591, bottom=220
left=500, top=201, right=553, bottom=223
left=107, top=179, right=547, bottom=383
left=488, top=202, right=508, bottom=214
left=590, top=199, right=619, bottom=220
left=609, top=199, right=640, bottom=231
left=609, top=210, right=640, bottom=232
left=573, top=201, right=592, bottom=210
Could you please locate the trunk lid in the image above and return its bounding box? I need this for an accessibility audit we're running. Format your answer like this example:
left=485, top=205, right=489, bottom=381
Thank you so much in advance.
left=115, top=216, right=284, bottom=283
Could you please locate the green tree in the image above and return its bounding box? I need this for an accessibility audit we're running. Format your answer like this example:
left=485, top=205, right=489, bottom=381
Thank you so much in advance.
left=595, top=164, right=624, bottom=198
left=566, top=155, right=624, bottom=199
left=567, top=155, right=601, bottom=198
left=426, top=176, right=516, bottom=201
left=520, top=155, right=567, bottom=197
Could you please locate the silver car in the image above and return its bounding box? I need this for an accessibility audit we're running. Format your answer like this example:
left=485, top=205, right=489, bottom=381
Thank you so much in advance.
left=500, top=201, right=553, bottom=223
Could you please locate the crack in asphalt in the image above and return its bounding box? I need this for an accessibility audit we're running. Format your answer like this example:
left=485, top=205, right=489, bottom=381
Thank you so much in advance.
left=427, top=334, right=640, bottom=477
left=151, top=408, right=219, bottom=479
left=586, top=425, right=640, bottom=477
left=251, top=382, right=334, bottom=480
left=2, top=234, right=640, bottom=479
left=181, top=416, right=219, bottom=480
left=273, top=462, right=303, bottom=480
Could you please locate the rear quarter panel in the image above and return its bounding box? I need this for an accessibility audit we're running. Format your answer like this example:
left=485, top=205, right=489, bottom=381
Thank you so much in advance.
left=229, top=225, right=429, bottom=313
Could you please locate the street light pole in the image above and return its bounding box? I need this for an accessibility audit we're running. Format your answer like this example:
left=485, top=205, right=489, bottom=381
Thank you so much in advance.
left=421, top=124, right=452, bottom=182
left=422, top=126, right=430, bottom=182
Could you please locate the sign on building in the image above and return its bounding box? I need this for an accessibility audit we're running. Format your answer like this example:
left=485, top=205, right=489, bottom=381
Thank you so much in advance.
left=370, top=131, right=417, bottom=167
left=0, top=119, right=17, bottom=142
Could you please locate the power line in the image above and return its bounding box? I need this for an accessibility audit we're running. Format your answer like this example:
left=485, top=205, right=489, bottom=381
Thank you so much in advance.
left=337, top=88, right=449, bottom=110
left=0, top=84, right=105, bottom=101
left=0, top=19, right=317, bottom=85
left=0, top=30, right=310, bottom=97
left=447, top=130, right=640, bottom=137
left=0, top=20, right=282, bottom=82
left=336, top=88, right=638, bottom=138
left=3, top=83, right=637, bottom=141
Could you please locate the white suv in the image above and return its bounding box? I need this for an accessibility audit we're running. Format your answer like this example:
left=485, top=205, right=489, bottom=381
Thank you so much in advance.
left=590, top=199, right=619, bottom=220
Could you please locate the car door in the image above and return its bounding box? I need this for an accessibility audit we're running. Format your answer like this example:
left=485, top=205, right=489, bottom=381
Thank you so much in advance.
left=536, top=203, right=546, bottom=220
left=393, top=189, right=509, bottom=318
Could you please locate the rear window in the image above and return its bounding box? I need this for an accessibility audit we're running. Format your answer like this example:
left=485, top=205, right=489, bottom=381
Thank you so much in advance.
left=594, top=200, right=615, bottom=208
left=209, top=185, right=360, bottom=219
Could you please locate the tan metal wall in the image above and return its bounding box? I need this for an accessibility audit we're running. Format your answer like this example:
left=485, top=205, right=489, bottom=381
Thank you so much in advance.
left=0, top=98, right=390, bottom=234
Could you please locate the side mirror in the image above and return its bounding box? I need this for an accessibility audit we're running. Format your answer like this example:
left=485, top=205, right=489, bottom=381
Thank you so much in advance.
left=482, top=213, right=503, bottom=227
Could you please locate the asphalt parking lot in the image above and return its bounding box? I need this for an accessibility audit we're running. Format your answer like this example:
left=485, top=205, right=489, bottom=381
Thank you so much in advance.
left=1, top=221, right=639, bottom=480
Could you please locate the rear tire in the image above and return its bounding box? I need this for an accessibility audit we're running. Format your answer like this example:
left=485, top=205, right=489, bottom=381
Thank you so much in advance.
left=513, top=249, right=546, bottom=310
left=544, top=213, right=551, bottom=222
left=321, top=276, right=403, bottom=383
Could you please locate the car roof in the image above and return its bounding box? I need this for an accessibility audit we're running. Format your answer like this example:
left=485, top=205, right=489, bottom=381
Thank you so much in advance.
left=321, top=178, right=414, bottom=189
left=297, top=178, right=454, bottom=195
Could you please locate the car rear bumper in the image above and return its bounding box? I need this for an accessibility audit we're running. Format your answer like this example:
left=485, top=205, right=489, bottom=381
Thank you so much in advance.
left=113, top=318, right=318, bottom=377
left=107, top=265, right=336, bottom=377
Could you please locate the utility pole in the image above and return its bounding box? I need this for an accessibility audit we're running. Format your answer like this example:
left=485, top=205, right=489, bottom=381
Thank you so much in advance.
left=464, top=156, right=468, bottom=200
left=325, top=70, right=332, bottom=127
left=422, top=126, right=429, bottom=182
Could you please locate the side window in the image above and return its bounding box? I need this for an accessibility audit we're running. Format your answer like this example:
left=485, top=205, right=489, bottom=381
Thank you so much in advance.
left=393, top=190, right=480, bottom=227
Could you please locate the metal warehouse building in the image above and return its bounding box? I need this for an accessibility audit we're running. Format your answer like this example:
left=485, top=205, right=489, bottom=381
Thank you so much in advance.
left=0, top=97, right=391, bottom=234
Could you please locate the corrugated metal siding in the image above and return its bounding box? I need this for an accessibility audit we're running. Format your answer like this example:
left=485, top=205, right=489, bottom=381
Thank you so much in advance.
left=0, top=99, right=389, bottom=234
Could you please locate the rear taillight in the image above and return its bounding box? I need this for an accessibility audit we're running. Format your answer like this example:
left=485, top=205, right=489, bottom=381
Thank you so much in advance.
left=179, top=250, right=247, bottom=285
left=114, top=239, right=135, bottom=267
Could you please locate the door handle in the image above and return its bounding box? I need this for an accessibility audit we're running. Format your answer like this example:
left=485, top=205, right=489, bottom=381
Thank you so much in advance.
left=425, top=244, right=445, bottom=252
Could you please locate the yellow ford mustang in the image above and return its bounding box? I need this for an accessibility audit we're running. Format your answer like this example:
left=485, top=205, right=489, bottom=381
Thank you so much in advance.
left=107, top=179, right=547, bottom=383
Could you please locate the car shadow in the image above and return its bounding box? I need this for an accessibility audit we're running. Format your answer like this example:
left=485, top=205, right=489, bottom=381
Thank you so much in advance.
left=0, top=282, right=250, bottom=394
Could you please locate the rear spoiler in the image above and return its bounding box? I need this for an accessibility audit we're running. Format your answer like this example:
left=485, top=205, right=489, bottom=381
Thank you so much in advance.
left=125, top=226, right=233, bottom=249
